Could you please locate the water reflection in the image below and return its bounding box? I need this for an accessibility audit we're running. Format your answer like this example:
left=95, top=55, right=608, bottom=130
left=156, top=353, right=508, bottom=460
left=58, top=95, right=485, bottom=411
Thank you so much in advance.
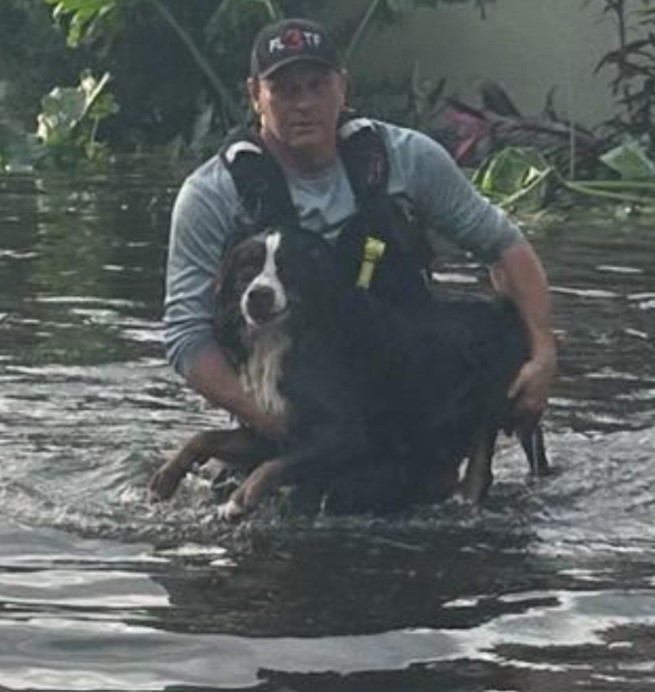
left=1, top=171, right=655, bottom=691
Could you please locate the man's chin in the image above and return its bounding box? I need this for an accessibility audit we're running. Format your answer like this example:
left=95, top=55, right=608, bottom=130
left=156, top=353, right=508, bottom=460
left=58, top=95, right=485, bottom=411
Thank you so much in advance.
left=286, top=126, right=325, bottom=146
left=287, top=134, right=321, bottom=151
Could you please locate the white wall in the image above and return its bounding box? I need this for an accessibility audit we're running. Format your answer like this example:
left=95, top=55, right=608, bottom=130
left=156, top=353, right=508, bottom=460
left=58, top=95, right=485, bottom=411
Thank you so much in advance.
left=352, top=0, right=620, bottom=127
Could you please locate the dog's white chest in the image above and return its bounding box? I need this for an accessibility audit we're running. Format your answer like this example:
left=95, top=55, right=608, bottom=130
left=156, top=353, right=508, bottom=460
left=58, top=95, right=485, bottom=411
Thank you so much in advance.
left=240, top=325, right=291, bottom=416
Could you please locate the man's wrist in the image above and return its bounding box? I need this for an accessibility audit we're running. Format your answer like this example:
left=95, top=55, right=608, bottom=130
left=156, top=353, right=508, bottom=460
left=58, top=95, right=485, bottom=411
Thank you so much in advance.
left=530, top=353, right=557, bottom=380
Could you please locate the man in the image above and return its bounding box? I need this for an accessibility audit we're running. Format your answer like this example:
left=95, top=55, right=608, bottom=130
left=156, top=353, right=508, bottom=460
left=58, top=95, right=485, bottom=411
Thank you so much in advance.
left=163, top=18, right=556, bottom=447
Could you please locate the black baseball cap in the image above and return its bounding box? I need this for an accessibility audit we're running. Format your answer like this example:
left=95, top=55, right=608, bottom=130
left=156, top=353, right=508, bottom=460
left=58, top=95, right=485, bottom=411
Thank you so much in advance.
left=250, top=18, right=339, bottom=79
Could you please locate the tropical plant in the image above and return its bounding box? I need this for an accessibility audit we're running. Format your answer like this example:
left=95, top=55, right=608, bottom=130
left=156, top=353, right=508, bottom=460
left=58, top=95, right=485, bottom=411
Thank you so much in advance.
left=45, top=0, right=280, bottom=126
left=36, top=70, right=119, bottom=166
left=40, top=0, right=496, bottom=155
left=472, top=147, right=553, bottom=212
left=0, top=70, right=118, bottom=171
left=588, top=0, right=655, bottom=146
left=0, top=0, right=85, bottom=125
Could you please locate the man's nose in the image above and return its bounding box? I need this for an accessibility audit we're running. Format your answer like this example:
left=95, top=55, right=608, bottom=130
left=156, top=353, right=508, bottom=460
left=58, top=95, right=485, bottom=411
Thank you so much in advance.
left=291, top=84, right=316, bottom=109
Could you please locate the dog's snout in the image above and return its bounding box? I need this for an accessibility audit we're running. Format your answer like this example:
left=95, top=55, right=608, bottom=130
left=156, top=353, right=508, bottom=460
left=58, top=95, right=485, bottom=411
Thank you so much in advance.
left=245, top=285, right=277, bottom=323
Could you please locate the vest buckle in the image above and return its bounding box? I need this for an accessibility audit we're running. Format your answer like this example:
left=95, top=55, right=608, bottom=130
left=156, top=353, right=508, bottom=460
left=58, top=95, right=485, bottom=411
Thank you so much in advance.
left=356, top=236, right=386, bottom=290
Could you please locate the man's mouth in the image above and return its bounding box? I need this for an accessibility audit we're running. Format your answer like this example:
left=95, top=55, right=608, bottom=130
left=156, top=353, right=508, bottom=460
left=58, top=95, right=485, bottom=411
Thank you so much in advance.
left=291, top=122, right=318, bottom=131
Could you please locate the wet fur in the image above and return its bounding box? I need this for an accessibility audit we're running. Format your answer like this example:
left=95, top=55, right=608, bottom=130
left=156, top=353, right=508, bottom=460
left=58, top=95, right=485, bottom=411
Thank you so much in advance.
left=239, top=321, right=291, bottom=417
left=150, top=229, right=549, bottom=517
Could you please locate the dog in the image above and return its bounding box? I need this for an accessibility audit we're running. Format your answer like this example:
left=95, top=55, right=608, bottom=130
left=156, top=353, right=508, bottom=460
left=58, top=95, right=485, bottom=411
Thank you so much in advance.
left=149, top=228, right=549, bottom=518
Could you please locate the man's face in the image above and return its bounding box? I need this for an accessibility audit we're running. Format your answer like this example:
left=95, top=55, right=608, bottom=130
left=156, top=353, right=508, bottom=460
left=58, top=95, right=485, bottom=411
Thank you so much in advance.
left=249, top=62, right=347, bottom=156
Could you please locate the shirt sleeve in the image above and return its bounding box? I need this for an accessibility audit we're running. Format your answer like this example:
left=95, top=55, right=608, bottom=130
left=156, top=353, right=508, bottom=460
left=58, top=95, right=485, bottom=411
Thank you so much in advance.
left=163, top=159, right=240, bottom=377
left=385, top=124, right=524, bottom=263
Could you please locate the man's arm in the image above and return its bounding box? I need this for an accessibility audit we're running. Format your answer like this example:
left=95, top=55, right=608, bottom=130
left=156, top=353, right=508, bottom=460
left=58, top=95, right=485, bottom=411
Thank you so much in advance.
left=186, top=347, right=286, bottom=440
left=164, top=164, right=285, bottom=440
left=491, top=240, right=557, bottom=424
left=389, top=126, right=556, bottom=421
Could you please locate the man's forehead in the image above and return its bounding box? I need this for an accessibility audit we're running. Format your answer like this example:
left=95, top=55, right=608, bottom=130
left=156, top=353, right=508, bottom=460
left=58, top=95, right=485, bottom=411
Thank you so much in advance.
left=262, top=61, right=336, bottom=85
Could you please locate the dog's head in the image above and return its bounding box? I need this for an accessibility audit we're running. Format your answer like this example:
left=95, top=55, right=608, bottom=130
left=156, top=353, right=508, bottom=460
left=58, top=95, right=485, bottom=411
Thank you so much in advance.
left=215, top=228, right=343, bottom=352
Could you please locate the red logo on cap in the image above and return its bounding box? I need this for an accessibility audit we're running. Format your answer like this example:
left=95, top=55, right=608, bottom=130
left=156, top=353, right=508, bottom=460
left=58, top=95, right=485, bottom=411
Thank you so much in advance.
left=282, top=28, right=304, bottom=51
left=268, top=28, right=322, bottom=56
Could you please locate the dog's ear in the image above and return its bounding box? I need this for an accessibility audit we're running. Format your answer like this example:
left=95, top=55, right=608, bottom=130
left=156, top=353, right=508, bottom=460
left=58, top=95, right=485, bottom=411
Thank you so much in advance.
left=213, top=226, right=254, bottom=303
left=213, top=234, right=251, bottom=360
left=213, top=241, right=239, bottom=304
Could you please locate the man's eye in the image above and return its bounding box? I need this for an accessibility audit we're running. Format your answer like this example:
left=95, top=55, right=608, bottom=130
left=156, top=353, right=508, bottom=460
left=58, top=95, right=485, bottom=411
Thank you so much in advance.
left=270, top=82, right=293, bottom=98
left=310, top=75, right=329, bottom=91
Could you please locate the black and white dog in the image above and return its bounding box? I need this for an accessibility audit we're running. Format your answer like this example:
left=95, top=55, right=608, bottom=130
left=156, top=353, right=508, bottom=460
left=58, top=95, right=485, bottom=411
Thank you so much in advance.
left=149, top=228, right=549, bottom=518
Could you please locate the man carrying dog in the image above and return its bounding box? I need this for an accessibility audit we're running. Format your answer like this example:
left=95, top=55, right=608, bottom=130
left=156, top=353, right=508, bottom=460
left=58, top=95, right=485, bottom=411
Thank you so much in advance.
left=161, top=19, right=556, bottom=463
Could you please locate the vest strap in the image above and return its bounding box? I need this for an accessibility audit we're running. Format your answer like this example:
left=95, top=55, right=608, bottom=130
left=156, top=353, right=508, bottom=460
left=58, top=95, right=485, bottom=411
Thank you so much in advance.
left=337, top=117, right=389, bottom=201
left=219, top=116, right=431, bottom=303
left=219, top=129, right=297, bottom=227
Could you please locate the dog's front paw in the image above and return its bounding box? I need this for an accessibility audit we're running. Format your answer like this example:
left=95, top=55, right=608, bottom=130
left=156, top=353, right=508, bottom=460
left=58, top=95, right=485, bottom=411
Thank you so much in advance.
left=216, top=498, right=245, bottom=521
left=452, top=472, right=492, bottom=508
left=452, top=487, right=478, bottom=507
left=148, top=464, right=185, bottom=503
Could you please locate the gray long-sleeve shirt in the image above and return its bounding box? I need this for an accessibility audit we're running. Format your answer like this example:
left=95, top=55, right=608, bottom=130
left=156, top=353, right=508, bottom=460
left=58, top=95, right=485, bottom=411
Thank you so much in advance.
left=164, top=119, right=523, bottom=377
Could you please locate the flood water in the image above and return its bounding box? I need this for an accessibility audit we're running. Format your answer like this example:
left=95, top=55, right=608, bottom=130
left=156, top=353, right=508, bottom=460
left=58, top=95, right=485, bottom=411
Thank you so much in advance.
left=1, top=168, right=654, bottom=691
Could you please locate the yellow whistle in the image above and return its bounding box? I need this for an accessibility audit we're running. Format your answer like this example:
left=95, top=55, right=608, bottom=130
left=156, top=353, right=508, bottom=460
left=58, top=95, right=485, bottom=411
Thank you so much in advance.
left=356, top=236, right=386, bottom=290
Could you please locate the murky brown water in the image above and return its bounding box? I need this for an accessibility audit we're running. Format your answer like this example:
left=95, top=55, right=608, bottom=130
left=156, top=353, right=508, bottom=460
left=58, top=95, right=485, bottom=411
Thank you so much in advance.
left=1, top=169, right=654, bottom=691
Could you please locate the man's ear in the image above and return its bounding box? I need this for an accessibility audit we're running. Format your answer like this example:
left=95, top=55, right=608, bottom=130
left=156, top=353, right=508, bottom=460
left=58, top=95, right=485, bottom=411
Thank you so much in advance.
left=338, top=69, right=349, bottom=107
left=247, top=77, right=261, bottom=114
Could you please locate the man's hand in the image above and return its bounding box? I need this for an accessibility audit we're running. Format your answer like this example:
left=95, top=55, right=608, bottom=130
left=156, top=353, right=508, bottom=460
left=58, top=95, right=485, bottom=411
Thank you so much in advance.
left=507, top=351, right=557, bottom=427
left=491, top=241, right=557, bottom=427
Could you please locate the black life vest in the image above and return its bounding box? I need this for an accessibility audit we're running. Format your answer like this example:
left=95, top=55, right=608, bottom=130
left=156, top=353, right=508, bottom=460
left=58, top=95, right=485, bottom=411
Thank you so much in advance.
left=219, top=115, right=433, bottom=306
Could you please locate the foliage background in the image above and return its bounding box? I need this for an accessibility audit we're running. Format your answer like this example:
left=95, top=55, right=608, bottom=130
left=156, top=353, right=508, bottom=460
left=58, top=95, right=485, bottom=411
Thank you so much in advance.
left=0, top=0, right=496, bottom=159
left=0, top=0, right=84, bottom=122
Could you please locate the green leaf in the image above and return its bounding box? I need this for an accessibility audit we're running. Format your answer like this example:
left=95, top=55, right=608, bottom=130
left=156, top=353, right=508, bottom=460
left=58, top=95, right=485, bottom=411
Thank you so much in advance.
left=37, top=87, right=87, bottom=142
left=36, top=71, right=113, bottom=143
left=473, top=147, right=552, bottom=212
left=600, top=139, right=655, bottom=180
left=33, top=70, right=116, bottom=168
left=45, top=0, right=125, bottom=47
left=87, top=92, right=120, bottom=121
